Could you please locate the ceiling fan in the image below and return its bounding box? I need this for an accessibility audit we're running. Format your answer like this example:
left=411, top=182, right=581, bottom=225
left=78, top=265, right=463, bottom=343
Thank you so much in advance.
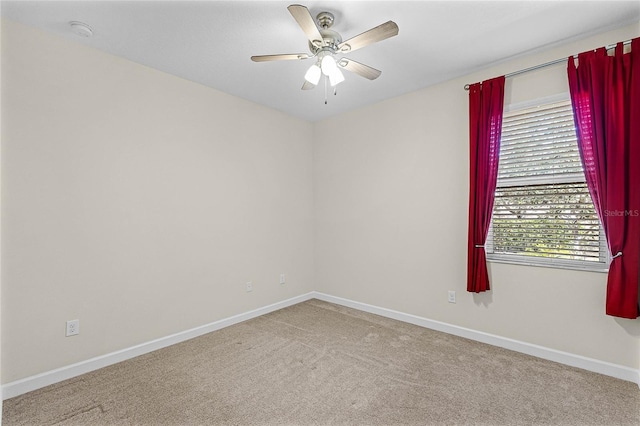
left=251, top=4, right=399, bottom=100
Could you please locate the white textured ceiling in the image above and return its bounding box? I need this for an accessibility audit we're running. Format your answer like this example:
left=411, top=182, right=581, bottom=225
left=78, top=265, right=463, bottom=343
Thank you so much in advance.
left=2, top=1, right=639, bottom=122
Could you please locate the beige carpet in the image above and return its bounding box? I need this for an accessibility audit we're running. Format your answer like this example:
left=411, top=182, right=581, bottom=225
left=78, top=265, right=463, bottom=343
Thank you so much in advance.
left=3, top=299, right=639, bottom=425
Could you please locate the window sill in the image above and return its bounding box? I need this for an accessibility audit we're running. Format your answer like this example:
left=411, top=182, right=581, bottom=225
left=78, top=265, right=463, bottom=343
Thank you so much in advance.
left=487, top=255, right=609, bottom=273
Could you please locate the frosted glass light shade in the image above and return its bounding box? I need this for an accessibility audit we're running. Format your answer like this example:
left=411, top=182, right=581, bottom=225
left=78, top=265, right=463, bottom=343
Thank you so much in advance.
left=329, top=68, right=345, bottom=86
left=321, top=55, right=338, bottom=76
left=304, top=64, right=321, bottom=85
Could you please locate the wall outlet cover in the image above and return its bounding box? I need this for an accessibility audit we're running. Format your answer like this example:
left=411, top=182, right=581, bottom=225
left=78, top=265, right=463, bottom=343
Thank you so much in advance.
left=66, top=319, right=80, bottom=336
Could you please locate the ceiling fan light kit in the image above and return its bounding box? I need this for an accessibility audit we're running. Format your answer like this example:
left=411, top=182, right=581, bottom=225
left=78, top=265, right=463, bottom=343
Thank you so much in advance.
left=251, top=4, right=399, bottom=104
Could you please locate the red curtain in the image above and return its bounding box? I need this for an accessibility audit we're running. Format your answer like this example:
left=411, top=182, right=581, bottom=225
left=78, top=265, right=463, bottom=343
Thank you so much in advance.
left=467, top=76, right=505, bottom=293
left=567, top=38, right=640, bottom=319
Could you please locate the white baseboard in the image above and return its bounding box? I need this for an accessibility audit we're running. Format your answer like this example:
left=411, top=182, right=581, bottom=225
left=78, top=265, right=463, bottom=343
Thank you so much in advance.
left=2, top=292, right=316, bottom=400
left=310, top=292, right=640, bottom=388
left=4, top=291, right=638, bottom=399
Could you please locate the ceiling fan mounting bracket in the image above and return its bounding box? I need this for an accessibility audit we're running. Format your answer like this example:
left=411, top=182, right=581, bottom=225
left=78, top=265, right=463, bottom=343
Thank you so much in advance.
left=316, top=12, right=334, bottom=29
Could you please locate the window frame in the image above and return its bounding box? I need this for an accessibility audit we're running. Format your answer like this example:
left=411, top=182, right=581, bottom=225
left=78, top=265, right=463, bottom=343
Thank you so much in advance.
left=485, top=93, right=609, bottom=273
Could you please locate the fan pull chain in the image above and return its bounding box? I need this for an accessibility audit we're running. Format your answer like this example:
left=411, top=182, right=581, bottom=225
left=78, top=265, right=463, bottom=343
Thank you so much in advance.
left=324, top=76, right=328, bottom=105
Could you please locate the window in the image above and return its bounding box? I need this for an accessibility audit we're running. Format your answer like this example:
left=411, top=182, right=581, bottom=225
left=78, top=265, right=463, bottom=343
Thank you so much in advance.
left=486, top=96, right=608, bottom=271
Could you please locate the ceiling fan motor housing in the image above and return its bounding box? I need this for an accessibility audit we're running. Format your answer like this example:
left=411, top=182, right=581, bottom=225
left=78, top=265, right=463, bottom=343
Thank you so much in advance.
left=308, top=29, right=342, bottom=54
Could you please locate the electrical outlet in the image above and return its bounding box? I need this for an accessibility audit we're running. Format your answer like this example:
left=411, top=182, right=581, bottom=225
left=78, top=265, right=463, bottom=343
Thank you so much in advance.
left=246, top=282, right=253, bottom=292
left=279, top=273, right=286, bottom=285
left=448, top=291, right=456, bottom=304
left=66, top=319, right=80, bottom=336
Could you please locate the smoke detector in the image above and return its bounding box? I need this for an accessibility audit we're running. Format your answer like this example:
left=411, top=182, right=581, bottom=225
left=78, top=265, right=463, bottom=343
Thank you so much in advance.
left=69, top=21, right=93, bottom=38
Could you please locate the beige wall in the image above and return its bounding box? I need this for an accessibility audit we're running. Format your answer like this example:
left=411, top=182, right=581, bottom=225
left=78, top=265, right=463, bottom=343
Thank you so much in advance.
left=1, top=16, right=3, bottom=412
left=1, top=20, right=315, bottom=383
left=2, top=17, right=639, bottom=387
left=314, top=23, right=640, bottom=369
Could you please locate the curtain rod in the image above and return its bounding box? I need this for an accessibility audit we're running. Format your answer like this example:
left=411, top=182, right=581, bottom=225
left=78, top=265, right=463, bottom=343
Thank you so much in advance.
left=463, top=39, right=632, bottom=90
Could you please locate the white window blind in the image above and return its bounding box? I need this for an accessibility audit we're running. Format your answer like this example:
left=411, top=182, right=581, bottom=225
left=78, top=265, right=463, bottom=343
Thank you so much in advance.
left=487, top=98, right=607, bottom=270
left=498, top=101, right=585, bottom=182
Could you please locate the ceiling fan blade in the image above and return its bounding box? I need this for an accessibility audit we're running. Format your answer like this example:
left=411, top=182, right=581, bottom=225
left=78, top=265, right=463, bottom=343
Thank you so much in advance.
left=288, top=4, right=324, bottom=46
left=251, top=53, right=310, bottom=62
left=339, top=58, right=382, bottom=80
left=338, top=21, right=399, bottom=53
left=301, top=80, right=315, bottom=90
